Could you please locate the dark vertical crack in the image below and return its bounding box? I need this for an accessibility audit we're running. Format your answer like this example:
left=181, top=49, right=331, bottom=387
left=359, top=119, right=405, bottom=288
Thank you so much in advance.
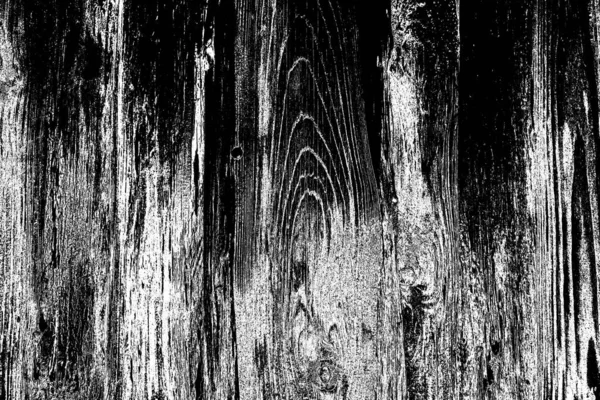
left=198, top=0, right=239, bottom=397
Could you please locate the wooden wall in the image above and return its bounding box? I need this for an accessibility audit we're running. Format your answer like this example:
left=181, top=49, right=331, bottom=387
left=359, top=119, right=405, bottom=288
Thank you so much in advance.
left=1, top=0, right=600, bottom=399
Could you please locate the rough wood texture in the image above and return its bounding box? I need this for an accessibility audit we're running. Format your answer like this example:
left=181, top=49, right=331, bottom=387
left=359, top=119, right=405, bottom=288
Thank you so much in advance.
left=1, top=0, right=600, bottom=399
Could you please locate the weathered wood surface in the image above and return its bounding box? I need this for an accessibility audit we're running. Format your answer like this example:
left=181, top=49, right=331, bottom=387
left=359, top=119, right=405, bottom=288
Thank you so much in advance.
left=1, top=0, right=600, bottom=399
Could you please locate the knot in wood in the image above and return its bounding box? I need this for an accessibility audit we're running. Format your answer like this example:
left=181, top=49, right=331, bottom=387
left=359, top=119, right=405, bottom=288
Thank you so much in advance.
left=319, top=363, right=331, bottom=384
left=231, top=146, right=243, bottom=160
left=314, top=358, right=340, bottom=393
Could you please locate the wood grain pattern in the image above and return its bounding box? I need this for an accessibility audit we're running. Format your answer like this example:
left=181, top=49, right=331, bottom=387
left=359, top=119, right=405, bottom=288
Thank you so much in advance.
left=2, top=0, right=600, bottom=399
